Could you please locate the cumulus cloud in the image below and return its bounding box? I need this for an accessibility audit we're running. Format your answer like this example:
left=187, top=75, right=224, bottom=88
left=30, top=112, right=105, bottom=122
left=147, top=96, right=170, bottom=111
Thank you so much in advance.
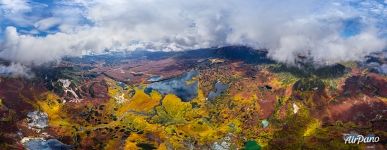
left=0, top=0, right=386, bottom=66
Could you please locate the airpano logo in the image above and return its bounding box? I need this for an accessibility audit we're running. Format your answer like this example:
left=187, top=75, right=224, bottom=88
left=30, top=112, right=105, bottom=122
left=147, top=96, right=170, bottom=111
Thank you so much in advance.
left=343, top=133, right=380, bottom=144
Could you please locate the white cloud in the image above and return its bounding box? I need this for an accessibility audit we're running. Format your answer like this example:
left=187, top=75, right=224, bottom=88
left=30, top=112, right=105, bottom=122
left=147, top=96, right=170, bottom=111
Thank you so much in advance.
left=34, top=17, right=62, bottom=31
left=0, top=26, right=83, bottom=65
left=0, top=0, right=32, bottom=26
left=0, top=0, right=30, bottom=13
left=0, top=63, right=33, bottom=78
left=0, top=0, right=386, bottom=67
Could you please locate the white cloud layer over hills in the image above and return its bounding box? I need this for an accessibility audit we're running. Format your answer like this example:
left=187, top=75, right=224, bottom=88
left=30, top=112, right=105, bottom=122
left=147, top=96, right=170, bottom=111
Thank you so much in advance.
left=0, top=0, right=386, bottom=67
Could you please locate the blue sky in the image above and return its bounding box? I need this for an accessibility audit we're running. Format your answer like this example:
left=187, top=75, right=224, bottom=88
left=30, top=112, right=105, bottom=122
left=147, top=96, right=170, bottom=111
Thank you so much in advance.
left=0, top=0, right=386, bottom=66
left=0, top=0, right=91, bottom=37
